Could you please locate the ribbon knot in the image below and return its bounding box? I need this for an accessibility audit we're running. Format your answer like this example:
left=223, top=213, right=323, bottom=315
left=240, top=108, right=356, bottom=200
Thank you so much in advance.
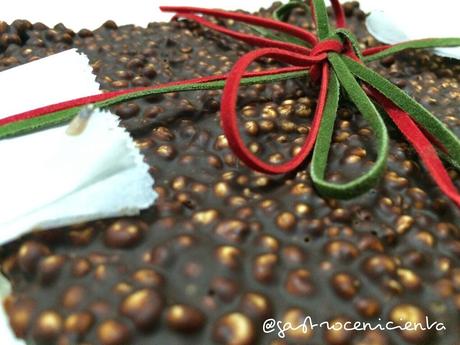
left=310, top=37, right=345, bottom=82
left=2, top=0, right=460, bottom=208
left=311, top=38, right=344, bottom=56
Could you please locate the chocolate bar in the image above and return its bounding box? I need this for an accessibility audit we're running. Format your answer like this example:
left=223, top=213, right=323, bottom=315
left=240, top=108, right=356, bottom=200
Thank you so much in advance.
left=1, top=2, right=459, bottom=344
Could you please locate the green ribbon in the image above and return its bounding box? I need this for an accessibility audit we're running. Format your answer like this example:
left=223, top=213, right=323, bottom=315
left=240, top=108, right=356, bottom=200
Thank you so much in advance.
left=1, top=0, right=460, bottom=203
left=273, top=0, right=460, bottom=199
left=311, top=53, right=389, bottom=198
left=0, top=70, right=308, bottom=139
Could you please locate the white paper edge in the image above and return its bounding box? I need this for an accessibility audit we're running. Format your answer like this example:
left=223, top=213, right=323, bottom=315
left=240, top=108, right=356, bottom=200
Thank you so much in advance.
left=0, top=275, right=24, bottom=345
left=0, top=111, right=156, bottom=244
left=0, top=49, right=100, bottom=119
left=366, top=9, right=460, bottom=60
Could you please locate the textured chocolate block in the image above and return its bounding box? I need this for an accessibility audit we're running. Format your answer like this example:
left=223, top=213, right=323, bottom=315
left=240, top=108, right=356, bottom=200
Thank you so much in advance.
left=0, top=2, right=459, bottom=345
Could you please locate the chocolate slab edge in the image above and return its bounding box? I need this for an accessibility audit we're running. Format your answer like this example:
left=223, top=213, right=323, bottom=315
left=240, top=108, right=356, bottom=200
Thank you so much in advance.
left=1, top=2, right=460, bottom=345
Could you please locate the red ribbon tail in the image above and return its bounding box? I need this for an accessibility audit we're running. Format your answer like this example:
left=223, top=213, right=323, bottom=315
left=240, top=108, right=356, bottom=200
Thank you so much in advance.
left=160, top=6, right=318, bottom=45
left=330, top=0, right=346, bottom=28
left=308, top=0, right=346, bottom=30
left=362, top=45, right=392, bottom=57
left=173, top=12, right=311, bottom=55
left=368, top=87, right=460, bottom=207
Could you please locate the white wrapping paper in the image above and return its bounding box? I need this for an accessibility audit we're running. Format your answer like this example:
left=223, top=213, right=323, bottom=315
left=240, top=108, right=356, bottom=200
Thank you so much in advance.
left=0, top=110, right=156, bottom=243
left=0, top=274, right=23, bottom=345
left=359, top=0, right=460, bottom=59
left=0, top=49, right=156, bottom=243
left=0, top=49, right=156, bottom=343
left=0, top=0, right=278, bottom=28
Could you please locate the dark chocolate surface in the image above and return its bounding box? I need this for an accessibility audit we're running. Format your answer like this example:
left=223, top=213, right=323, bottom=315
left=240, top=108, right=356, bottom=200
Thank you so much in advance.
left=1, top=2, right=460, bottom=345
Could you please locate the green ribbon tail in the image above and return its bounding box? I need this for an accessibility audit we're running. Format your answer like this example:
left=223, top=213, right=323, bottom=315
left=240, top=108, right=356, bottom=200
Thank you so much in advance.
left=311, top=0, right=331, bottom=40
left=364, top=38, right=460, bottom=62
left=311, top=53, right=389, bottom=199
left=0, top=70, right=309, bottom=139
left=274, top=0, right=310, bottom=22
left=343, top=55, right=460, bottom=167
left=310, top=69, right=340, bottom=196
left=439, top=151, right=460, bottom=171
left=257, top=0, right=312, bottom=47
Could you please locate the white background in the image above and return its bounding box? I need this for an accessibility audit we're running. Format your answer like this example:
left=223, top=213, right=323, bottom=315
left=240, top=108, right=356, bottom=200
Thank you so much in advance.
left=1, top=1, right=459, bottom=58
left=0, top=0, right=449, bottom=31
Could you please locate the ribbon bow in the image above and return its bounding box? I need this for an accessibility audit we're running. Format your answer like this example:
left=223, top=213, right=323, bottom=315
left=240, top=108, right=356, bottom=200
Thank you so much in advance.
left=1, top=0, right=460, bottom=207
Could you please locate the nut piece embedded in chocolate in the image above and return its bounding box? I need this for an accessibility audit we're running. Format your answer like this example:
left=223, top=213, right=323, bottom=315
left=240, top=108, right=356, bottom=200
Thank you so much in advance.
left=166, top=304, right=205, bottom=333
left=104, top=220, right=145, bottom=248
left=284, top=268, right=315, bottom=296
left=4, top=297, right=36, bottom=338
left=282, top=308, right=313, bottom=341
left=120, top=288, right=164, bottom=331
left=324, top=316, right=354, bottom=345
left=97, top=319, right=131, bottom=345
left=213, top=312, right=256, bottom=345
left=17, top=241, right=50, bottom=274
left=33, top=310, right=64, bottom=343
left=239, top=292, right=272, bottom=320
left=389, top=304, right=431, bottom=343
left=64, top=311, right=94, bottom=337
left=331, top=272, right=360, bottom=299
left=37, top=254, right=66, bottom=285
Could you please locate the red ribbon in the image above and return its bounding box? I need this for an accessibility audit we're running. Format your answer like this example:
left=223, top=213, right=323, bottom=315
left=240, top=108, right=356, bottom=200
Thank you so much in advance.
left=369, top=88, right=460, bottom=206
left=1, top=0, right=459, bottom=207
left=162, top=2, right=349, bottom=174
left=160, top=3, right=359, bottom=174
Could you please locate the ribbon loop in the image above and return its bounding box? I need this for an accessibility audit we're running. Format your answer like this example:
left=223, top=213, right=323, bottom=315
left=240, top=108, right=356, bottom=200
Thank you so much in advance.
left=221, top=48, right=330, bottom=174
left=311, top=53, right=389, bottom=198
